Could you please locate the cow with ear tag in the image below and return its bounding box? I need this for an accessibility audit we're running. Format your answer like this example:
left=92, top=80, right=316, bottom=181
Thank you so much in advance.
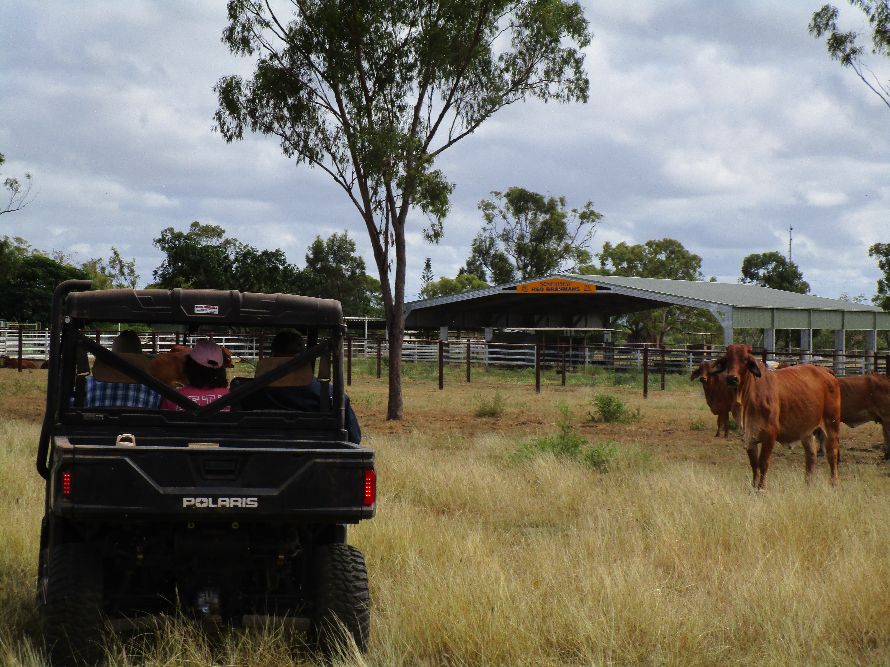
left=716, top=343, right=841, bottom=490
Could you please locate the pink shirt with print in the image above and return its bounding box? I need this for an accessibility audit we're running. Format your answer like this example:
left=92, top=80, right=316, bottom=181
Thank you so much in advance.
left=159, top=386, right=231, bottom=411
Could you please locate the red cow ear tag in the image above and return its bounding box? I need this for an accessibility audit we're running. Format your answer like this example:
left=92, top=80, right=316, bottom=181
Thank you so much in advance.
left=194, top=304, right=219, bottom=315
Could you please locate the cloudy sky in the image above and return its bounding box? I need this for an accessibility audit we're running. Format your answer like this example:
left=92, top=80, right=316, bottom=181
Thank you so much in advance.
left=2, top=1, right=888, bottom=302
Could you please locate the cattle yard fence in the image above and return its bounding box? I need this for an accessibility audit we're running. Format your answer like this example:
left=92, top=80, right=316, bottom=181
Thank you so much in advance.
left=2, top=328, right=888, bottom=397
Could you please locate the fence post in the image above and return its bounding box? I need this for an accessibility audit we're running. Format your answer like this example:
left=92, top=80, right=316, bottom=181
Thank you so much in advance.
left=438, top=339, right=444, bottom=390
left=152, top=332, right=159, bottom=355
left=347, top=336, right=353, bottom=387
left=660, top=346, right=666, bottom=391
left=535, top=343, right=541, bottom=394
left=17, top=326, right=23, bottom=373
left=376, top=337, right=382, bottom=379
left=561, top=345, right=567, bottom=386
left=886, top=354, right=890, bottom=376
left=761, top=348, right=768, bottom=365
left=258, top=332, right=265, bottom=360
left=642, top=345, right=649, bottom=399
left=466, top=339, right=471, bottom=383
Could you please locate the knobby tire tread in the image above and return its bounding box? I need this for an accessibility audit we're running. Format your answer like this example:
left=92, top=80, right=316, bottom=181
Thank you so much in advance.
left=312, top=543, right=371, bottom=657
left=41, top=543, right=104, bottom=667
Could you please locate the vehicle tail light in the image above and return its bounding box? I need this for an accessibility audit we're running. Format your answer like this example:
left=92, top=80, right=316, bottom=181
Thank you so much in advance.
left=61, top=471, right=72, bottom=496
left=363, top=469, right=376, bottom=507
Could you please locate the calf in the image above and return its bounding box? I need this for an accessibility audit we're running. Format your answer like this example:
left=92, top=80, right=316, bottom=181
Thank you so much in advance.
left=690, top=360, right=737, bottom=437
left=717, top=343, right=841, bottom=489
left=149, top=344, right=235, bottom=387
left=838, top=374, right=890, bottom=457
left=0, top=356, right=38, bottom=370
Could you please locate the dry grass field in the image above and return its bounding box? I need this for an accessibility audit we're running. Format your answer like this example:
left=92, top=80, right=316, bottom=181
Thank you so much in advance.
left=2, top=365, right=890, bottom=665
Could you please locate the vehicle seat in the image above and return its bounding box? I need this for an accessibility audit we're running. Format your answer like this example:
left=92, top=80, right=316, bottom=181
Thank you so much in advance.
left=92, top=353, right=153, bottom=383
left=254, top=357, right=313, bottom=387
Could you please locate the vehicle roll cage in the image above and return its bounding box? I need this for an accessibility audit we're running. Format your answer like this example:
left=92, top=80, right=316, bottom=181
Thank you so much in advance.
left=75, top=333, right=334, bottom=416
left=37, top=280, right=347, bottom=479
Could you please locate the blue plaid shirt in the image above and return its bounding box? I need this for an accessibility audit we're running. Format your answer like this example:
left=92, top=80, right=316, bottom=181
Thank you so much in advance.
left=84, top=377, right=161, bottom=409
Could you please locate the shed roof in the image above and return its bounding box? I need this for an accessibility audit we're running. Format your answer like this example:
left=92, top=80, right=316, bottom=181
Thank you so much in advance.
left=560, top=274, right=881, bottom=311
left=404, top=274, right=889, bottom=332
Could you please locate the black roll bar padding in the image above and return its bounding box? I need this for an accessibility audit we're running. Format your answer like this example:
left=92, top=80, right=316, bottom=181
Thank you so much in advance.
left=332, top=325, right=345, bottom=433
left=37, top=280, right=94, bottom=479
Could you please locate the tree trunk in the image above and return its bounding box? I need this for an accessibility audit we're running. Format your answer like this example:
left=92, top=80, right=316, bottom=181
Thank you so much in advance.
left=363, top=204, right=408, bottom=421
left=385, top=219, right=408, bottom=420
left=386, top=301, right=404, bottom=419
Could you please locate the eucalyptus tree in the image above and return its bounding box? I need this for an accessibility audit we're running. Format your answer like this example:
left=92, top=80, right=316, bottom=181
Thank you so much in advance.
left=869, top=242, right=890, bottom=310
left=593, top=238, right=719, bottom=346
left=214, top=0, right=591, bottom=419
left=810, top=1, right=890, bottom=110
left=0, top=152, right=33, bottom=216
left=465, top=186, right=601, bottom=282
left=740, top=252, right=810, bottom=294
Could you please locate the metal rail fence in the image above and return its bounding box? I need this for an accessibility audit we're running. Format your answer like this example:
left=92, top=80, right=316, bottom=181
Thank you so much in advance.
left=3, top=328, right=888, bottom=398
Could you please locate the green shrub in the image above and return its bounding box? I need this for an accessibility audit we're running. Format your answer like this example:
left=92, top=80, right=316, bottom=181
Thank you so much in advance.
left=474, top=392, right=506, bottom=418
left=583, top=441, right=619, bottom=471
left=517, top=404, right=586, bottom=460
left=590, top=394, right=640, bottom=424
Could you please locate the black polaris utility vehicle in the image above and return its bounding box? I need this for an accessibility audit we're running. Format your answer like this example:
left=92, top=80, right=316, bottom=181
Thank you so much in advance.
left=37, top=281, right=376, bottom=665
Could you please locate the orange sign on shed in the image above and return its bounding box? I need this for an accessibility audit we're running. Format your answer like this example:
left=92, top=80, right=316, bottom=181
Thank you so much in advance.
left=515, top=278, right=597, bottom=294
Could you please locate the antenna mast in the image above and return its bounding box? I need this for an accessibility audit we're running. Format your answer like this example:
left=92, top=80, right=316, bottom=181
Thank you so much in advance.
left=788, top=225, right=793, bottom=262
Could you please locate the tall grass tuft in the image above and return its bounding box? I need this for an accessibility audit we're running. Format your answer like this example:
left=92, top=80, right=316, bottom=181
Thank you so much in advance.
left=474, top=392, right=506, bottom=418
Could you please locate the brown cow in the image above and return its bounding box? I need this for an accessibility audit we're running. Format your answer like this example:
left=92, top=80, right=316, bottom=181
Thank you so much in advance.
left=838, top=374, right=890, bottom=457
left=690, top=360, right=738, bottom=437
left=0, top=356, right=38, bottom=370
left=149, top=344, right=235, bottom=387
left=716, top=343, right=841, bottom=489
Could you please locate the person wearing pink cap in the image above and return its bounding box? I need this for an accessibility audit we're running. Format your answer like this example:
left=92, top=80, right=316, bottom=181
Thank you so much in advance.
left=159, top=340, right=230, bottom=411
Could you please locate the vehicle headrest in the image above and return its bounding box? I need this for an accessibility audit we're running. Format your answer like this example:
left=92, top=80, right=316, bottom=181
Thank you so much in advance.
left=92, top=353, right=154, bottom=384
left=254, top=356, right=313, bottom=387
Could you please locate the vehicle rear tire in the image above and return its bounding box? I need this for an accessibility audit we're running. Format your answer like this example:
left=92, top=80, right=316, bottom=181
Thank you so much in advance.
left=40, top=542, right=104, bottom=666
left=310, top=543, right=370, bottom=659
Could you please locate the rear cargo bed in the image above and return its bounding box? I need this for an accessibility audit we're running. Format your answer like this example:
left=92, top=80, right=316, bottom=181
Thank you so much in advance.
left=49, top=435, right=374, bottom=522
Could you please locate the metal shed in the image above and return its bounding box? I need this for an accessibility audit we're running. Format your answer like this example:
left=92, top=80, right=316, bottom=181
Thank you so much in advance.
left=404, top=274, right=889, bottom=355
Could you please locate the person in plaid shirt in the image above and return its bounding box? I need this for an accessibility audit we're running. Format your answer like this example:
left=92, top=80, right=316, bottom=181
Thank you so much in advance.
left=84, top=331, right=161, bottom=409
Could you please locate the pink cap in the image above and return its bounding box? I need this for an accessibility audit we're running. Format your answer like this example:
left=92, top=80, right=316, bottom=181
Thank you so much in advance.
left=189, top=340, right=224, bottom=368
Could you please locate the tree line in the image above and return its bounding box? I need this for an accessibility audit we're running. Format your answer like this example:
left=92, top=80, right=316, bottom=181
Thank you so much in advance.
left=0, top=223, right=381, bottom=325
